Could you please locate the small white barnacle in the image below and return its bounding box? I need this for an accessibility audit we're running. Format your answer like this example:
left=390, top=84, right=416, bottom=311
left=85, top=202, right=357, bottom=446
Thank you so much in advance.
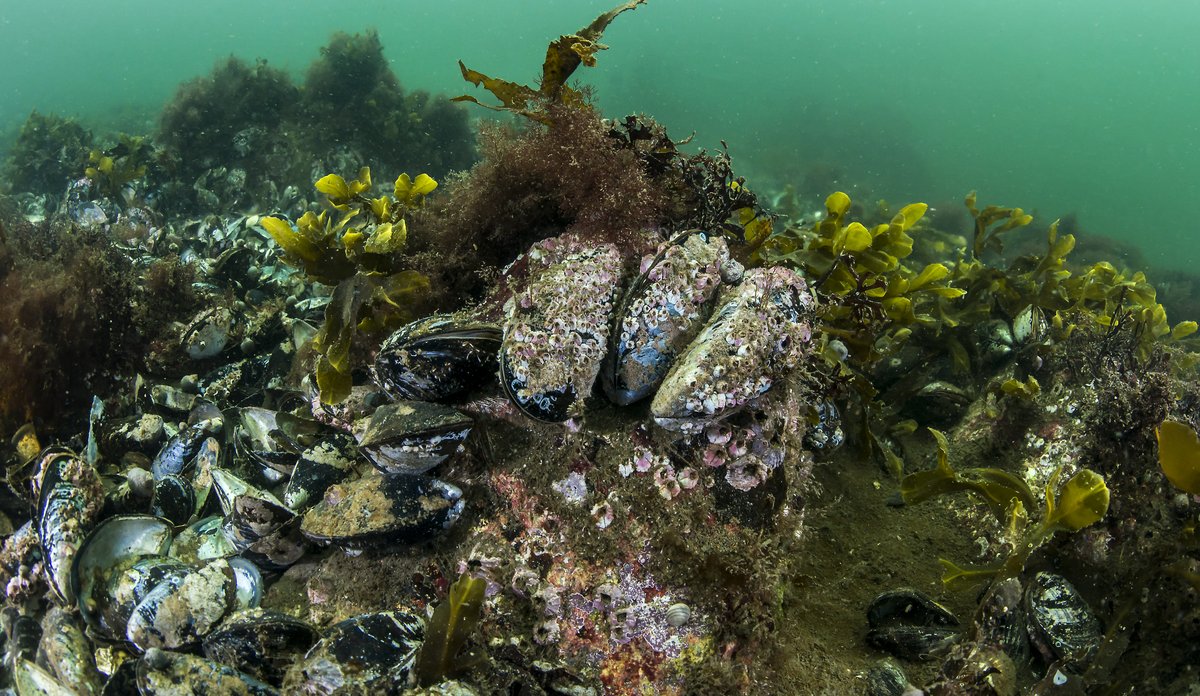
left=665, top=602, right=692, bottom=628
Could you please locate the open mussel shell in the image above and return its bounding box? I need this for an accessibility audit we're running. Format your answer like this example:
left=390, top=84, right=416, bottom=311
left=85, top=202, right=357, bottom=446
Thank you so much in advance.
left=126, top=557, right=238, bottom=651
left=300, top=473, right=464, bottom=550
left=210, top=468, right=285, bottom=516
left=899, top=381, right=971, bottom=429
left=170, top=515, right=236, bottom=565
left=202, top=609, right=319, bottom=686
left=286, top=610, right=424, bottom=694
left=72, top=515, right=174, bottom=639
left=372, top=314, right=501, bottom=403
left=137, top=648, right=279, bottom=695
left=224, top=496, right=295, bottom=551
left=603, top=233, right=732, bottom=406
left=283, top=435, right=358, bottom=511
left=233, top=407, right=317, bottom=485
left=357, top=401, right=473, bottom=475
left=1025, top=571, right=1101, bottom=667
left=866, top=588, right=961, bottom=662
left=37, top=449, right=105, bottom=605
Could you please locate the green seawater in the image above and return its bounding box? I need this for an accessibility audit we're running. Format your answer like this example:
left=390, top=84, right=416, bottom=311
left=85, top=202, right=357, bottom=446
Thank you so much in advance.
left=1, top=0, right=1198, bottom=270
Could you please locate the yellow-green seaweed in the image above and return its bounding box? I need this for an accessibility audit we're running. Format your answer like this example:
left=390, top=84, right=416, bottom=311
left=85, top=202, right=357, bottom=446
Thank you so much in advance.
left=414, top=573, right=487, bottom=686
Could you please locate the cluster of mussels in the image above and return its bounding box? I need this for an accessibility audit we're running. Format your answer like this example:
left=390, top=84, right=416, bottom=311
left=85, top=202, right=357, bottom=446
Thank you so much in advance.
left=0, top=224, right=819, bottom=694
left=863, top=572, right=1104, bottom=695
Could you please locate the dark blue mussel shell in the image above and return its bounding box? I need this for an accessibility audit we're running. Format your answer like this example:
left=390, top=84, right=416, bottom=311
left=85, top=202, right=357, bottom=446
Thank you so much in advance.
left=373, top=315, right=500, bottom=403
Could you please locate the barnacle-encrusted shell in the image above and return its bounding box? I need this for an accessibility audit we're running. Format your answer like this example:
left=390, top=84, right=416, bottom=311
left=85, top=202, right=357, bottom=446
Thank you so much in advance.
left=651, top=266, right=815, bottom=432
left=500, top=235, right=622, bottom=421
left=603, top=233, right=737, bottom=406
left=300, top=473, right=464, bottom=549
left=37, top=606, right=103, bottom=695
left=72, top=514, right=174, bottom=639
left=373, top=314, right=501, bottom=403
left=126, top=558, right=237, bottom=651
left=36, top=449, right=105, bottom=605
left=137, top=648, right=278, bottom=695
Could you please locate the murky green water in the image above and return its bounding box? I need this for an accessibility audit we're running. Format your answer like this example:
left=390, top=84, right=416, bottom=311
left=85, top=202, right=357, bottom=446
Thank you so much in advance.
left=2, top=0, right=1198, bottom=269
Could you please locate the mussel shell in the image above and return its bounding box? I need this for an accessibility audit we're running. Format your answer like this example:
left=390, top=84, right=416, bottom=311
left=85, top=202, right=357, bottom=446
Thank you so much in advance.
left=499, top=238, right=622, bottom=422
left=202, top=609, right=319, bottom=686
left=357, top=401, right=473, bottom=475
left=13, top=659, right=74, bottom=696
left=169, top=516, right=236, bottom=564
left=866, top=624, right=960, bottom=661
left=289, top=610, right=424, bottom=694
left=72, top=515, right=174, bottom=638
left=300, top=473, right=464, bottom=550
left=372, top=314, right=501, bottom=403
left=651, top=266, right=815, bottom=432
left=499, top=367, right=576, bottom=423
left=151, top=475, right=196, bottom=526
left=1025, top=572, right=1101, bottom=666
left=603, top=233, right=731, bottom=406
left=974, top=577, right=1029, bottom=667
left=224, top=496, right=295, bottom=551
left=867, top=588, right=959, bottom=629
left=862, top=659, right=911, bottom=696
left=899, top=381, right=971, bottom=428
left=210, top=468, right=284, bottom=517
left=150, top=422, right=209, bottom=480
left=36, top=606, right=103, bottom=695
left=37, top=449, right=105, bottom=605
left=126, top=558, right=238, bottom=651
left=283, top=436, right=358, bottom=511
left=103, top=556, right=192, bottom=642
left=137, top=648, right=278, bottom=695
left=238, top=516, right=310, bottom=572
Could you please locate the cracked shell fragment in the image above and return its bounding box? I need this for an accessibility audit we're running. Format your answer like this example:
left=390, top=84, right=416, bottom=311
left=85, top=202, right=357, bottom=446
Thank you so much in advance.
left=651, top=266, right=815, bottom=432
left=300, top=473, right=464, bottom=550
